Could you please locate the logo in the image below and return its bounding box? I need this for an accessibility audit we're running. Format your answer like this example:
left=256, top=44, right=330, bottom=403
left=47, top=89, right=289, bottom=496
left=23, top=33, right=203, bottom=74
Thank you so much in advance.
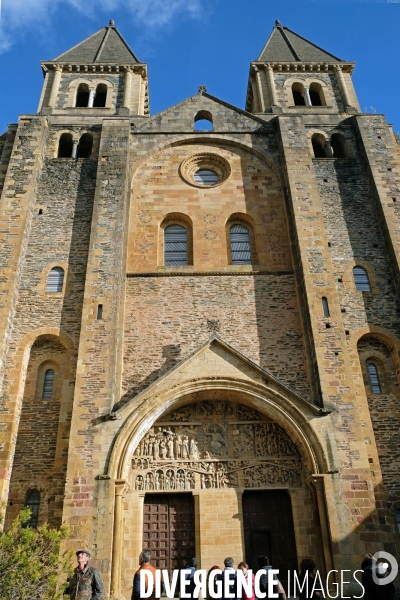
left=372, top=551, right=398, bottom=586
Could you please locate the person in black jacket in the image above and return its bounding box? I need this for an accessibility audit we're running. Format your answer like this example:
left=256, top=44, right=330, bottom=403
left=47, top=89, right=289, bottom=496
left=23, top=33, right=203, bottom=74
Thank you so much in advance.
left=256, top=556, right=278, bottom=600
left=297, top=559, right=321, bottom=600
left=220, top=557, right=240, bottom=600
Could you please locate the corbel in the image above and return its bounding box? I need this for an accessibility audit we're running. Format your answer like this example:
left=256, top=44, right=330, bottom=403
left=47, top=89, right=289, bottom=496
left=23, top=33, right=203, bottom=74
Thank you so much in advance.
left=84, top=65, right=88, bottom=72
left=68, top=65, right=72, bottom=72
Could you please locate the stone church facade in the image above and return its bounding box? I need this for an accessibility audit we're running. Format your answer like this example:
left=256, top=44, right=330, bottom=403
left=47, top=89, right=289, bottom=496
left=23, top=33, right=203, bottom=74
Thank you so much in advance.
left=0, top=18, right=400, bottom=598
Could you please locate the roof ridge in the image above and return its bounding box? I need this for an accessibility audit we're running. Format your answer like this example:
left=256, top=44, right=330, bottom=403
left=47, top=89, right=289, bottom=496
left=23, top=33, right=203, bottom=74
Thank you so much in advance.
left=110, top=27, right=141, bottom=63
left=278, top=25, right=301, bottom=61
left=94, top=27, right=110, bottom=62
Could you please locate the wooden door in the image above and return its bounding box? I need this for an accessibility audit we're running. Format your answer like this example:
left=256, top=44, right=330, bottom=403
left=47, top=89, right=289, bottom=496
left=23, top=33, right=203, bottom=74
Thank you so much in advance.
left=243, top=490, right=297, bottom=591
left=143, top=494, right=195, bottom=574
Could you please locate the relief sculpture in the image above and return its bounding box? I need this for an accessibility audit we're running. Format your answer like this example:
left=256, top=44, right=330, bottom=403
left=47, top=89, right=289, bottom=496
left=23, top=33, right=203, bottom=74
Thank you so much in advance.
left=132, top=401, right=302, bottom=491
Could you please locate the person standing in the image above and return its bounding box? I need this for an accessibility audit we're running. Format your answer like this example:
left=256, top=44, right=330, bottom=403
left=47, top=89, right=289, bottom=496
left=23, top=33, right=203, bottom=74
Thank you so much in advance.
left=221, top=557, right=240, bottom=600
left=238, top=562, right=255, bottom=600
left=183, top=557, right=198, bottom=598
left=66, top=550, right=104, bottom=600
left=132, top=550, right=157, bottom=600
left=297, top=559, right=321, bottom=600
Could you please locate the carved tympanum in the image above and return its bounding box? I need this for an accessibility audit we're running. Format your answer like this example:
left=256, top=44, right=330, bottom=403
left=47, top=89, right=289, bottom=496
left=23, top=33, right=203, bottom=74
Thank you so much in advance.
left=132, top=401, right=302, bottom=491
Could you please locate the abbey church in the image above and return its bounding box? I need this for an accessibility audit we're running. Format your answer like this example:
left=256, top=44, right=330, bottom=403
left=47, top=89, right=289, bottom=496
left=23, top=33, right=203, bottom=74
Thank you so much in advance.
left=1, top=18, right=400, bottom=598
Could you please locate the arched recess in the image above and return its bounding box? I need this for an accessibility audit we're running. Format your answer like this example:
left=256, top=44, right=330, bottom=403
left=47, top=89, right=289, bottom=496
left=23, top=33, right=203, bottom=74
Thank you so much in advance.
left=107, top=381, right=331, bottom=597
left=351, top=327, right=400, bottom=513
left=5, top=330, right=75, bottom=529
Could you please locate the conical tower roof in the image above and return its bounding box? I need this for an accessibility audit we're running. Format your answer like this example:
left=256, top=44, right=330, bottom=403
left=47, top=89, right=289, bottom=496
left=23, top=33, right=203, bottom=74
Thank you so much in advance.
left=52, top=20, right=139, bottom=64
left=257, top=20, right=343, bottom=63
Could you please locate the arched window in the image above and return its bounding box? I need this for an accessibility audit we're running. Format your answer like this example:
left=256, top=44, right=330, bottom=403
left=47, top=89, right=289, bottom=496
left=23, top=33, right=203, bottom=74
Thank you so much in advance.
left=57, top=133, right=73, bottom=158
left=42, top=369, right=55, bottom=399
left=77, top=133, right=93, bottom=159
left=322, top=297, right=330, bottom=317
left=311, top=134, right=327, bottom=158
left=331, top=133, right=347, bottom=159
left=309, top=82, right=325, bottom=106
left=164, top=225, right=188, bottom=266
left=292, top=83, right=305, bottom=106
left=230, top=224, right=251, bottom=265
left=24, top=490, right=40, bottom=528
left=93, top=84, right=107, bottom=108
left=76, top=83, right=89, bottom=107
left=367, top=362, right=382, bottom=394
left=194, top=110, right=213, bottom=131
left=46, top=267, right=64, bottom=293
left=353, top=267, right=371, bottom=292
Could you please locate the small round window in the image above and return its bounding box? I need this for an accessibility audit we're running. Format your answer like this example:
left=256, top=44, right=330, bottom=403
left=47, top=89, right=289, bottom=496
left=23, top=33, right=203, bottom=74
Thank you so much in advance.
left=193, top=169, right=219, bottom=186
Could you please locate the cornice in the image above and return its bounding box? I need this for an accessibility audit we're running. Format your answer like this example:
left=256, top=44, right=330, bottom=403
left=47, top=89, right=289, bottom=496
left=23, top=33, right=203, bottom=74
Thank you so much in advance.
left=40, top=62, right=147, bottom=75
left=250, top=61, right=355, bottom=75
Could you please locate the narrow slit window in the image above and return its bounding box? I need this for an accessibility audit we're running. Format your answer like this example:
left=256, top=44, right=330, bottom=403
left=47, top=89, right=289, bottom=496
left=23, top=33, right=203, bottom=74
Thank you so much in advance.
left=97, top=304, right=103, bottom=319
left=322, top=297, right=330, bottom=317
left=46, top=267, right=64, bottom=293
left=42, top=369, right=55, bottom=399
left=24, top=490, right=40, bottom=528
left=353, top=267, right=371, bottom=292
left=367, top=362, right=381, bottom=394
left=230, top=224, right=251, bottom=265
left=164, top=225, right=188, bottom=266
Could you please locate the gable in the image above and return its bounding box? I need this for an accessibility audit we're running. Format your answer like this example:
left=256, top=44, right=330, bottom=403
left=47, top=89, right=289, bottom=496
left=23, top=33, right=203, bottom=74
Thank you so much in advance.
left=134, top=92, right=269, bottom=133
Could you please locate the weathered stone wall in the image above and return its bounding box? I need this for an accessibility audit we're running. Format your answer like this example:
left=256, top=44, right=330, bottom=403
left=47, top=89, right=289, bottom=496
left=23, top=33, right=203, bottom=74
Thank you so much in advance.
left=3, top=150, right=97, bottom=527
left=123, top=274, right=310, bottom=402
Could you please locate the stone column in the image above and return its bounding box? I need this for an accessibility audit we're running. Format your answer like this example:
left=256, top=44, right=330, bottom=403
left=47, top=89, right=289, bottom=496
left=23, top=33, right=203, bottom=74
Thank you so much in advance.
left=71, top=140, right=79, bottom=159
left=111, top=479, right=129, bottom=600
left=123, top=68, right=133, bottom=110
left=48, top=65, right=63, bottom=109
left=264, top=64, right=278, bottom=107
left=334, top=65, right=351, bottom=109
left=88, top=89, right=95, bottom=108
left=309, top=476, right=334, bottom=576
left=253, top=66, right=266, bottom=113
left=325, top=139, right=333, bottom=158
left=304, top=86, right=312, bottom=107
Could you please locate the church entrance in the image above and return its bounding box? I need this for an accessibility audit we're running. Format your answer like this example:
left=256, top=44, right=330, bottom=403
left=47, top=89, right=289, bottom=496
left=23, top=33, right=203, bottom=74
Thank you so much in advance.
left=143, top=493, right=195, bottom=575
left=243, top=490, right=298, bottom=591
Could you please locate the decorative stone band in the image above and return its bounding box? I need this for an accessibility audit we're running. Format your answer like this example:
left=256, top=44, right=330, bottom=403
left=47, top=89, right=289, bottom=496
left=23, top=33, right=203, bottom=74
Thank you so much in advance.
left=179, top=153, right=231, bottom=188
left=40, top=62, right=148, bottom=74
left=250, top=61, right=355, bottom=74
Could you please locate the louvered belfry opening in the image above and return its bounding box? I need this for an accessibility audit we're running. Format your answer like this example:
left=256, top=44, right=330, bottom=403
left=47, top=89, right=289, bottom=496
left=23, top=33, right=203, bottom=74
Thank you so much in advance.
left=367, top=363, right=382, bottom=394
left=353, top=266, right=371, bottom=292
left=24, top=490, right=40, bottom=528
left=76, top=83, right=90, bottom=107
left=42, top=368, right=55, bottom=399
left=94, top=83, right=107, bottom=108
left=230, top=224, right=251, bottom=265
left=46, top=267, right=64, bottom=293
left=164, top=225, right=188, bottom=266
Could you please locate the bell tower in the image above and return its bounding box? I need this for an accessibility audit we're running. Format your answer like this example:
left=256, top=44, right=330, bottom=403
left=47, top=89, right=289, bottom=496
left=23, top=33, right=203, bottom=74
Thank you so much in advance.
left=245, top=20, right=360, bottom=115
left=38, top=20, right=149, bottom=117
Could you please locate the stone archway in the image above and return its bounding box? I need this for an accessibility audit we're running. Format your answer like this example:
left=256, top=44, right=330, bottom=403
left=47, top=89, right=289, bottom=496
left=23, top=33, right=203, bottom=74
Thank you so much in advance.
left=114, top=397, right=326, bottom=599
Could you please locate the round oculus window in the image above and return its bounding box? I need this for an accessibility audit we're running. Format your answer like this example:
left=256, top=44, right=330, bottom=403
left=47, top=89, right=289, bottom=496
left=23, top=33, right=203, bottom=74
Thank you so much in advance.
left=193, top=169, right=219, bottom=186
left=180, top=153, right=231, bottom=188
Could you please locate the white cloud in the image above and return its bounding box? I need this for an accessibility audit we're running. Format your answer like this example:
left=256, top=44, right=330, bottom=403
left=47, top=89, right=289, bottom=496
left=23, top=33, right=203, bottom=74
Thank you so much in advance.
left=0, top=0, right=203, bottom=51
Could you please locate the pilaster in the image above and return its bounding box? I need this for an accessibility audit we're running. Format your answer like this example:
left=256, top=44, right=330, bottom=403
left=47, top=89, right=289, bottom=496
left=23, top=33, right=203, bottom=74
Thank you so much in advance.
left=0, top=116, right=48, bottom=511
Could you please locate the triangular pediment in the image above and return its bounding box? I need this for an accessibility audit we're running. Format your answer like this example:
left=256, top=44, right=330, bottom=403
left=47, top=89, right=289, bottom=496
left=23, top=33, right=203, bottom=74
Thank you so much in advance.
left=115, top=335, right=324, bottom=418
left=257, top=21, right=344, bottom=63
left=51, top=23, right=139, bottom=64
left=134, top=92, right=270, bottom=133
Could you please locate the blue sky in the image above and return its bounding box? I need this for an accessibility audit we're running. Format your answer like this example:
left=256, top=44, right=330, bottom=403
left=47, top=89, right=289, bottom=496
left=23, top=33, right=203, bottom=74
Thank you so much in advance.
left=0, top=0, right=399, bottom=132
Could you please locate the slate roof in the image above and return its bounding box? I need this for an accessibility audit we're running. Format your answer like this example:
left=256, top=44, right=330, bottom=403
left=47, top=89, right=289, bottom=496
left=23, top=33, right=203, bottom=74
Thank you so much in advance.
left=257, top=21, right=343, bottom=63
left=52, top=21, right=140, bottom=64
